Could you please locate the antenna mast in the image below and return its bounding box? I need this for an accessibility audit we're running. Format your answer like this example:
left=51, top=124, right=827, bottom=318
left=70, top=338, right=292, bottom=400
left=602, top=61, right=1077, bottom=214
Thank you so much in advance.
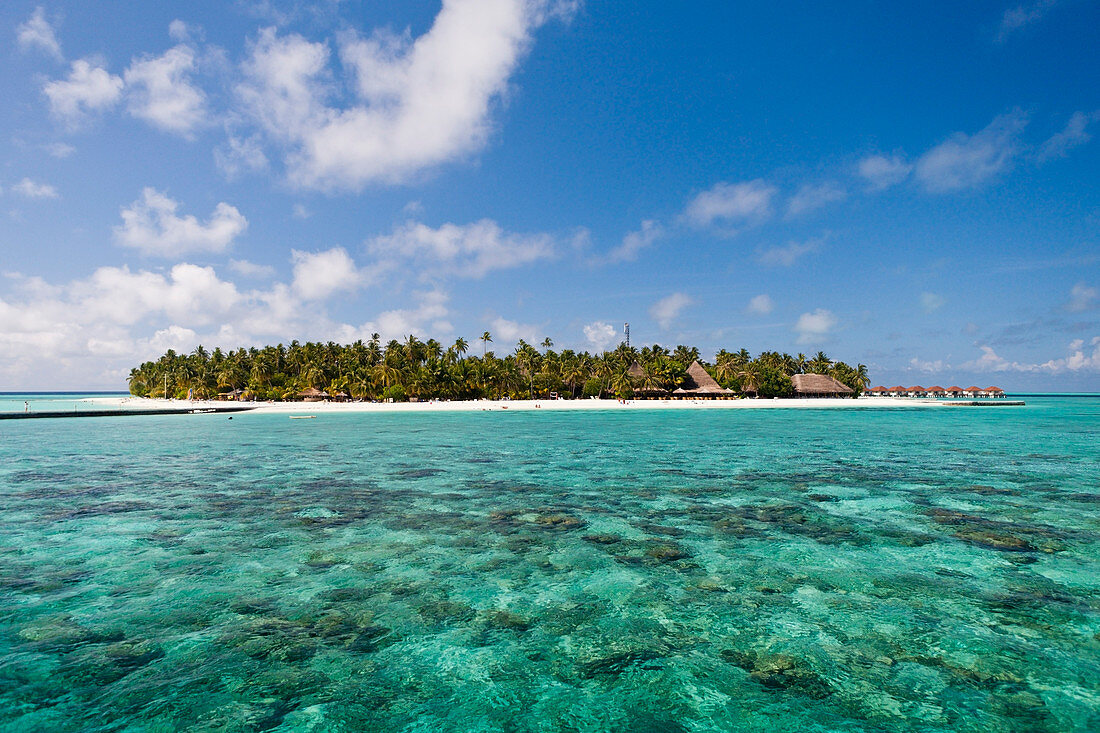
left=624, top=322, right=630, bottom=348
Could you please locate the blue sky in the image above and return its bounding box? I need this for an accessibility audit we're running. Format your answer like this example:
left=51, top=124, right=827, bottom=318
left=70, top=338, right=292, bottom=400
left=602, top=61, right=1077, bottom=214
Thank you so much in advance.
left=1, top=0, right=1098, bottom=390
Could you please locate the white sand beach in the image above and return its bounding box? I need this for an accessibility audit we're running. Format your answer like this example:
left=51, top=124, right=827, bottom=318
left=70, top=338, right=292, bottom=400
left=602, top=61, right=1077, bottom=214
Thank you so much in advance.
left=101, top=395, right=952, bottom=414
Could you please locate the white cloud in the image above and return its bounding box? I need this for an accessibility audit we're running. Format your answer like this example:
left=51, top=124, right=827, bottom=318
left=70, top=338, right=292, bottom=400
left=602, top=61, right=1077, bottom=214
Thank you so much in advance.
left=909, top=357, right=948, bottom=373
left=583, top=321, right=618, bottom=351
left=17, top=7, right=62, bottom=60
left=920, top=292, right=946, bottom=313
left=368, top=219, right=554, bottom=279
left=290, top=248, right=364, bottom=300
left=114, top=188, right=248, bottom=257
left=488, top=315, right=538, bottom=346
left=857, top=154, right=911, bottom=190
left=786, top=181, right=845, bottom=217
left=355, top=290, right=451, bottom=341
left=650, top=292, right=691, bottom=330
left=683, top=179, right=776, bottom=229
left=229, top=259, right=276, bottom=278
left=957, top=339, right=1100, bottom=375
left=747, top=294, right=774, bottom=315
left=124, top=45, right=208, bottom=137
left=793, top=308, right=837, bottom=344
left=44, top=59, right=124, bottom=124
left=239, top=0, right=566, bottom=189
left=215, top=135, right=270, bottom=178
left=915, top=111, right=1027, bottom=193
left=756, top=239, right=820, bottom=267
left=11, top=178, right=59, bottom=199
left=996, top=0, right=1059, bottom=43
left=1037, top=111, right=1098, bottom=162
left=601, top=220, right=662, bottom=264
left=1067, top=282, right=1097, bottom=312
left=292, top=203, right=311, bottom=219
left=44, top=142, right=75, bottom=158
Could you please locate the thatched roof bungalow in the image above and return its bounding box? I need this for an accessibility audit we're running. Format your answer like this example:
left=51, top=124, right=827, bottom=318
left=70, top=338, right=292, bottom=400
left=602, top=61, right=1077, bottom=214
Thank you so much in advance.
left=672, top=361, right=734, bottom=399
left=627, top=361, right=667, bottom=398
left=791, top=374, right=854, bottom=398
left=297, top=387, right=330, bottom=402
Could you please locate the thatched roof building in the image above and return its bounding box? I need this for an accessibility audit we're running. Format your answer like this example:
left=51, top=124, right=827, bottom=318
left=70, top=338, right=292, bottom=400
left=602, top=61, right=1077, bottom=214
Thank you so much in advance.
left=672, top=361, right=734, bottom=398
left=791, top=373, right=854, bottom=398
left=298, top=387, right=330, bottom=402
left=627, top=360, right=667, bottom=398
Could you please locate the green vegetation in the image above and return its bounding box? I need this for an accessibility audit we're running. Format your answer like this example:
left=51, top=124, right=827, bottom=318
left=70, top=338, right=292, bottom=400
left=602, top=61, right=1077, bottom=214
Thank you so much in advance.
left=127, top=336, right=869, bottom=401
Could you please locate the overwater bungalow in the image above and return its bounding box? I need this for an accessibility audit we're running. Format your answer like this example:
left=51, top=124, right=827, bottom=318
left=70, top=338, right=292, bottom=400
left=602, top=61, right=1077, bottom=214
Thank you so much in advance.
left=907, top=386, right=927, bottom=397
left=867, top=386, right=890, bottom=397
left=945, top=386, right=963, bottom=398
left=926, top=386, right=946, bottom=398
left=983, top=386, right=1006, bottom=398
left=672, top=361, right=735, bottom=399
left=791, top=374, right=854, bottom=398
left=963, top=386, right=982, bottom=398
left=889, top=385, right=907, bottom=397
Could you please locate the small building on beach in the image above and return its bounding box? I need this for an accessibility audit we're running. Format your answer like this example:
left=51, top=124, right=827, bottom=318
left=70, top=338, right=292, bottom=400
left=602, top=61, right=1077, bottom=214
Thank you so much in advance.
left=627, top=361, right=668, bottom=398
left=672, top=361, right=735, bottom=399
left=791, top=374, right=854, bottom=398
left=926, top=386, right=946, bottom=398
left=297, top=387, right=330, bottom=402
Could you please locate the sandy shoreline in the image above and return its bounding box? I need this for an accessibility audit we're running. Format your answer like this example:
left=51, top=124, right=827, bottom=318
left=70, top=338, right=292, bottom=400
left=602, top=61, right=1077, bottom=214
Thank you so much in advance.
left=98, top=396, right=953, bottom=414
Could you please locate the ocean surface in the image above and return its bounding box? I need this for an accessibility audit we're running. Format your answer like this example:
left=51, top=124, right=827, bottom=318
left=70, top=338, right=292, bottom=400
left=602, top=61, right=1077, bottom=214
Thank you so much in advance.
left=0, top=395, right=1097, bottom=732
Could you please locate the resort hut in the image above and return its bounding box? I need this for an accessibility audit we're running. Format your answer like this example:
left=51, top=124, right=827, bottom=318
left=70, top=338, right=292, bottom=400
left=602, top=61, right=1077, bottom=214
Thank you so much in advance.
left=672, top=361, right=735, bottom=399
left=868, top=386, right=889, bottom=397
left=217, top=388, right=245, bottom=401
left=791, top=374, right=854, bottom=398
left=627, top=360, right=667, bottom=399
left=986, top=386, right=1006, bottom=398
left=889, top=385, right=907, bottom=397
left=926, top=386, right=946, bottom=398
left=963, top=386, right=982, bottom=398
left=332, top=390, right=350, bottom=402
left=907, top=386, right=926, bottom=397
left=297, top=387, right=330, bottom=402
left=945, top=386, right=963, bottom=398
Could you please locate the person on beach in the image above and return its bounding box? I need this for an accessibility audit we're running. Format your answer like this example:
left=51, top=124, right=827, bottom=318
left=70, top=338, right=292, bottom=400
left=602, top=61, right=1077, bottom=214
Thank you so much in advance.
left=24, top=401, right=29, bottom=413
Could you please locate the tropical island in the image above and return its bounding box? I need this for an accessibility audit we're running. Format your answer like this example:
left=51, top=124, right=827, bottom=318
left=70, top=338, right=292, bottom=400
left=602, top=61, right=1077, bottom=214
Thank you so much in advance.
left=127, top=333, right=870, bottom=402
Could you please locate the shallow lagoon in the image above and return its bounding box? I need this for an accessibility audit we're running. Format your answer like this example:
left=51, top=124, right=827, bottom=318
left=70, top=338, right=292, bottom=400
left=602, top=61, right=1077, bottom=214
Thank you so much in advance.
left=1, top=397, right=1098, bottom=731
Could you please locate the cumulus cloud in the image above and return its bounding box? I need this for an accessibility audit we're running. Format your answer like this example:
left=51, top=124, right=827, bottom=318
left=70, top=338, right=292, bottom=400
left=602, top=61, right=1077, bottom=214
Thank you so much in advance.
left=11, top=178, right=59, bottom=199
left=786, top=181, right=845, bottom=217
left=857, top=153, right=911, bottom=190
left=238, top=0, right=565, bottom=189
left=683, top=180, right=775, bottom=229
left=229, top=259, right=276, bottom=278
left=44, top=59, right=124, bottom=125
left=909, top=357, right=948, bottom=373
left=996, top=0, right=1059, bottom=43
left=17, top=6, right=63, bottom=60
left=747, top=294, right=774, bottom=315
left=1037, top=111, right=1098, bottom=162
left=915, top=111, right=1027, bottom=193
left=357, top=290, right=451, bottom=341
left=600, top=220, right=662, bottom=264
left=650, top=292, right=692, bottom=330
left=124, top=45, right=208, bottom=137
left=114, top=188, right=248, bottom=257
left=368, top=219, right=554, bottom=279
left=756, top=239, right=820, bottom=267
left=793, top=308, right=837, bottom=344
left=215, top=135, right=270, bottom=178
left=583, top=321, right=618, bottom=351
left=488, top=315, right=538, bottom=346
left=920, top=292, right=946, bottom=313
left=1067, top=282, right=1097, bottom=312
left=290, top=248, right=365, bottom=300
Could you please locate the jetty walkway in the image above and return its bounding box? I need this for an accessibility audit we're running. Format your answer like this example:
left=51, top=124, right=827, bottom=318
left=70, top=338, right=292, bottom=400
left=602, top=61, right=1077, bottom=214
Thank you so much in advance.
left=0, top=406, right=257, bottom=420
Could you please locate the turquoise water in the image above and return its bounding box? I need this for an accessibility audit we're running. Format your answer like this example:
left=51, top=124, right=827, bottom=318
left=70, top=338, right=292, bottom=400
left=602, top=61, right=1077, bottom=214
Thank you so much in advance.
left=1, top=397, right=1097, bottom=731
left=0, top=392, right=130, bottom=413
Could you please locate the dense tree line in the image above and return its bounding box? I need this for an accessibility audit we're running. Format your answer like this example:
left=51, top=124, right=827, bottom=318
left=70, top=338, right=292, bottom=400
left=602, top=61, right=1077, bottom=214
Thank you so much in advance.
left=127, top=333, right=870, bottom=401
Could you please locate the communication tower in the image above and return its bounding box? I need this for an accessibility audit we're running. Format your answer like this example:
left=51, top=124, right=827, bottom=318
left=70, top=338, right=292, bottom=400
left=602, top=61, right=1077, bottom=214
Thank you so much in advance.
left=624, top=322, right=630, bottom=348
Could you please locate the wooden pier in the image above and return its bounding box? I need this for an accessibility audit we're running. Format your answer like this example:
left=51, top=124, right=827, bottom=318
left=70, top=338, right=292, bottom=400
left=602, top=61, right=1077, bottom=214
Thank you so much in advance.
left=0, top=406, right=257, bottom=420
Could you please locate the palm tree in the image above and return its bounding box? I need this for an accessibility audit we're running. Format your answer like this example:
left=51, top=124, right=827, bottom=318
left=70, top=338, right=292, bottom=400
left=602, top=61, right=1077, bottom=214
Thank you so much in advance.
left=453, top=337, right=469, bottom=358
left=541, top=337, right=554, bottom=352
left=481, top=331, right=492, bottom=356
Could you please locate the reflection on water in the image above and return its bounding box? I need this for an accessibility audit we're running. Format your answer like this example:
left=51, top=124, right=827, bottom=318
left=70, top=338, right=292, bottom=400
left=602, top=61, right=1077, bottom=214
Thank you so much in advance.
left=1, top=399, right=1098, bottom=731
